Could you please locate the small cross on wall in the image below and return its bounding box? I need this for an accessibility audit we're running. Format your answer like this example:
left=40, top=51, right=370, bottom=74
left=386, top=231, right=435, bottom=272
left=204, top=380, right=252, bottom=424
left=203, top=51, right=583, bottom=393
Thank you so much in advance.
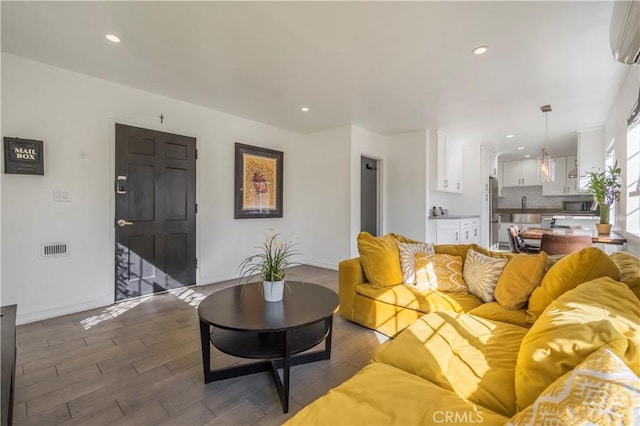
left=159, top=114, right=165, bottom=124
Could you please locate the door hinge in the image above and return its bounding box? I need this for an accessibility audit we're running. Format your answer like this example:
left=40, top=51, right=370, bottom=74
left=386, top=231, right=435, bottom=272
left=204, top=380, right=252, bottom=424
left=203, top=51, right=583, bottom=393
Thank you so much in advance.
left=195, top=149, right=198, bottom=160
left=195, top=258, right=198, bottom=269
left=195, top=203, right=198, bottom=213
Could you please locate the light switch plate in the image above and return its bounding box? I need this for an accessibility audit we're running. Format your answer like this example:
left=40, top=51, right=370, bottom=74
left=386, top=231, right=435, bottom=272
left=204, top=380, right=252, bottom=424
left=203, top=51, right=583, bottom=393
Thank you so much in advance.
left=54, top=190, right=70, bottom=202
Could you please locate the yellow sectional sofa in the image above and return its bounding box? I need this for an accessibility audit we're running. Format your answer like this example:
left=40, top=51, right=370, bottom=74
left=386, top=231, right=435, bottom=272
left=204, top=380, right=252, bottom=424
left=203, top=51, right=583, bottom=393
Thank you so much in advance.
left=288, top=244, right=640, bottom=425
left=339, top=243, right=526, bottom=337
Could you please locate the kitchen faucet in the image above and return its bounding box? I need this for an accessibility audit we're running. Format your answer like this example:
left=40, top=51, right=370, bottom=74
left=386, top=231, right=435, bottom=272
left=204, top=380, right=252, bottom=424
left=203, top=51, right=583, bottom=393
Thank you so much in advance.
left=521, top=196, right=527, bottom=210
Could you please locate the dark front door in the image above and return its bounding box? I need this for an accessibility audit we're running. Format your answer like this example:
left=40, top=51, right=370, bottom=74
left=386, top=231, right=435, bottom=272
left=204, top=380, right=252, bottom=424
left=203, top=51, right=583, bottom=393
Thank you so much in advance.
left=115, top=124, right=196, bottom=302
left=361, top=156, right=378, bottom=236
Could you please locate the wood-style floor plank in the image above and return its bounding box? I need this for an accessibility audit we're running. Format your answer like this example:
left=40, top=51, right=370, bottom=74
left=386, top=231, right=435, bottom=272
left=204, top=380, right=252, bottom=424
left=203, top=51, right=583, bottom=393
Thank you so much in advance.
left=12, top=266, right=389, bottom=425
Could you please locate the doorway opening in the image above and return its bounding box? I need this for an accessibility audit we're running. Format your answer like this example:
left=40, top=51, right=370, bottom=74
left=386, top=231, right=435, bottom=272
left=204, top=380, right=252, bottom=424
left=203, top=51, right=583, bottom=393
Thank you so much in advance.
left=361, top=156, right=381, bottom=236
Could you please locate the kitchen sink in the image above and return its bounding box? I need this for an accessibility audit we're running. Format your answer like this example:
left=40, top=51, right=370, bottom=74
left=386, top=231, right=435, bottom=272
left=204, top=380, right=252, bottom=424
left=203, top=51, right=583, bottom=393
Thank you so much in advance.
left=501, top=213, right=542, bottom=223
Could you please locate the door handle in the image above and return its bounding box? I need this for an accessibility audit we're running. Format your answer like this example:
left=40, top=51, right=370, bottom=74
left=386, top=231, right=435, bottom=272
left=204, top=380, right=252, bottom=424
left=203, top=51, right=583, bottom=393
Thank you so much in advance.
left=117, top=219, right=133, bottom=227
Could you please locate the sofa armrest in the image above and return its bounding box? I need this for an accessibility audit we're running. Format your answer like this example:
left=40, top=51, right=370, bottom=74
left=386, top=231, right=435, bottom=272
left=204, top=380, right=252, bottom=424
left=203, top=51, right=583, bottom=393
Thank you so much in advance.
left=338, top=257, right=367, bottom=320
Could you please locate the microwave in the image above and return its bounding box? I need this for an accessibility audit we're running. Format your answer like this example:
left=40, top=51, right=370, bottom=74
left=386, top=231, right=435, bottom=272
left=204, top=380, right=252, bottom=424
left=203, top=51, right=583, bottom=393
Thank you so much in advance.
left=562, top=201, right=595, bottom=212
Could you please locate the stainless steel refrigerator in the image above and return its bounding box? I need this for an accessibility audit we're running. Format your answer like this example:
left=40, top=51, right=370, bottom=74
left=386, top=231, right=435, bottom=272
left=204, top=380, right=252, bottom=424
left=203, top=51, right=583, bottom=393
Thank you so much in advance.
left=489, top=177, right=499, bottom=249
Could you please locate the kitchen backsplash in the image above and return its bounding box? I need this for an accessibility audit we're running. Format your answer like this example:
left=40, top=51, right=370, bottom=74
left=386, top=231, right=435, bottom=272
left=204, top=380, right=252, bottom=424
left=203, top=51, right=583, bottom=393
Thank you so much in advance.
left=499, top=186, right=592, bottom=209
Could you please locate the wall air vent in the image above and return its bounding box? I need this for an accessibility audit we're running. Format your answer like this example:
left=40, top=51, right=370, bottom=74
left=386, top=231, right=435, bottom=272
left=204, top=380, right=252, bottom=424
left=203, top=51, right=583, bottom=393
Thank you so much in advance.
left=41, top=242, right=69, bottom=258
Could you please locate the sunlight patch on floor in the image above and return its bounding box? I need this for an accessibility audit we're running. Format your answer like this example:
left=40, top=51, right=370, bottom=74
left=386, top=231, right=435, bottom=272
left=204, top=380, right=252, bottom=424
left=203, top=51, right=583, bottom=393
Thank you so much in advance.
left=80, top=295, right=152, bottom=330
left=373, top=330, right=390, bottom=344
left=169, top=286, right=207, bottom=308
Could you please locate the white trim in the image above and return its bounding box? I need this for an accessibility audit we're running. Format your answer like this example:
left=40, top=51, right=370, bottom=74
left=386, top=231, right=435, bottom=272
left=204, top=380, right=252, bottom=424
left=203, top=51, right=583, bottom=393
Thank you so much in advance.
left=16, top=296, right=112, bottom=325
left=302, top=259, right=339, bottom=271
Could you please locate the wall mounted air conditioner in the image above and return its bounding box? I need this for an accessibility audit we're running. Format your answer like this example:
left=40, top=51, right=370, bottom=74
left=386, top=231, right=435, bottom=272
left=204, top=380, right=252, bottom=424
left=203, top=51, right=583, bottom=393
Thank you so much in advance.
left=610, top=0, right=640, bottom=64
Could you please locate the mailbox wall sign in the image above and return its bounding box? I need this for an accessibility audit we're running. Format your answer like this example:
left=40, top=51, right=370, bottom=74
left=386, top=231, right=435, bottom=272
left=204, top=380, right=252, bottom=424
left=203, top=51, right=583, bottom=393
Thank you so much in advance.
left=4, top=137, right=44, bottom=175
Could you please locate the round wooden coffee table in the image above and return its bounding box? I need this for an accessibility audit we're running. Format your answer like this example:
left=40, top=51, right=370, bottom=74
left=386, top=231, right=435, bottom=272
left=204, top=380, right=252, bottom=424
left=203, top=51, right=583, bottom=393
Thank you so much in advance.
left=197, top=281, right=338, bottom=413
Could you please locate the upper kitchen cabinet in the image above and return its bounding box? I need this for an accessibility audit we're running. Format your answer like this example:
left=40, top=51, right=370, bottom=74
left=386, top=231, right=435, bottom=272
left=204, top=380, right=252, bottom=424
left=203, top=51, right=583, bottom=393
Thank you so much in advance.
left=431, top=130, right=462, bottom=193
left=577, top=127, right=605, bottom=190
left=481, top=144, right=498, bottom=178
left=501, top=159, right=540, bottom=187
left=542, top=156, right=581, bottom=196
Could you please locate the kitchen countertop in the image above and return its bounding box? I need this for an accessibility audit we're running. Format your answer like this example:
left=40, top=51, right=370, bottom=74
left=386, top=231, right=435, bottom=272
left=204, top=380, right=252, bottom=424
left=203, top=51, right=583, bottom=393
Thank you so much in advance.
left=429, top=215, right=480, bottom=220
left=497, top=208, right=598, bottom=216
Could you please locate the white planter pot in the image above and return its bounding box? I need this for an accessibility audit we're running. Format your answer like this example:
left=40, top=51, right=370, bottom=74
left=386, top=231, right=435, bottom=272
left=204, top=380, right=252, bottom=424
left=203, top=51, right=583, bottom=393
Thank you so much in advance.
left=262, top=280, right=284, bottom=302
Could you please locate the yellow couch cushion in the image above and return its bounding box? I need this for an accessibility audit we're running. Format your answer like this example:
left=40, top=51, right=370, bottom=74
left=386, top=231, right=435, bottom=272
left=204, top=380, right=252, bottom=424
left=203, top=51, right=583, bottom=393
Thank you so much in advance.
left=509, top=348, right=640, bottom=426
left=515, top=276, right=640, bottom=411
left=285, top=362, right=509, bottom=426
left=374, top=311, right=529, bottom=417
left=467, top=302, right=529, bottom=328
left=414, top=253, right=467, bottom=293
left=356, top=232, right=404, bottom=288
left=356, top=283, right=483, bottom=314
left=435, top=244, right=513, bottom=264
left=611, top=251, right=640, bottom=301
left=526, top=247, right=620, bottom=323
left=494, top=252, right=547, bottom=310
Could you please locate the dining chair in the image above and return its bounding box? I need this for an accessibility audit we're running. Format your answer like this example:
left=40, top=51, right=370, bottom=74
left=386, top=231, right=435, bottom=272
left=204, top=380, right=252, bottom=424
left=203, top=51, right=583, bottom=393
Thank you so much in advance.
left=507, top=226, right=541, bottom=254
left=540, top=233, right=593, bottom=255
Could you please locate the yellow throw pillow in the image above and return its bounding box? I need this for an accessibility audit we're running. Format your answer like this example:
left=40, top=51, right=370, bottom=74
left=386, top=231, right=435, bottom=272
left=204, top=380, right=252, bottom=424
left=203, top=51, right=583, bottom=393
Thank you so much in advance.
left=434, top=244, right=477, bottom=265
left=526, top=247, right=620, bottom=323
left=494, top=252, right=547, bottom=310
left=398, top=242, right=435, bottom=284
left=611, top=251, right=640, bottom=301
left=515, top=277, right=640, bottom=411
left=415, top=253, right=467, bottom=293
left=463, top=249, right=508, bottom=302
left=357, top=232, right=404, bottom=288
left=509, top=348, right=640, bottom=426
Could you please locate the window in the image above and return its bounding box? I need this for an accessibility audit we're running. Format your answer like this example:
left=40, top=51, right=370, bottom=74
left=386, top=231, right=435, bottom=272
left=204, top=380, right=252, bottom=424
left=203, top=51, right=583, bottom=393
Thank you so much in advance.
left=626, top=95, right=640, bottom=236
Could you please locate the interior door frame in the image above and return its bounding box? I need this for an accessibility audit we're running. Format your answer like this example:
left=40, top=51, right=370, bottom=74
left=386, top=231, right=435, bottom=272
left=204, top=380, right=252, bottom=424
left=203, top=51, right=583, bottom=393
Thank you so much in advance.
left=360, top=154, right=383, bottom=236
left=108, top=118, right=201, bottom=303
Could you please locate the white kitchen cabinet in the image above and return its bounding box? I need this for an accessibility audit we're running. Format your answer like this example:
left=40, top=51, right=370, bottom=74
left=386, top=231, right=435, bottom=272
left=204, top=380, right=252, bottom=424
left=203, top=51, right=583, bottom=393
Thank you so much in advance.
left=566, top=155, right=580, bottom=195
left=436, top=220, right=460, bottom=244
left=543, top=156, right=581, bottom=196
left=501, top=159, right=541, bottom=187
left=431, top=130, right=462, bottom=193
left=459, top=218, right=479, bottom=244
left=577, top=127, right=605, bottom=191
left=497, top=162, right=503, bottom=197
left=435, top=218, right=479, bottom=245
left=481, top=144, right=498, bottom=178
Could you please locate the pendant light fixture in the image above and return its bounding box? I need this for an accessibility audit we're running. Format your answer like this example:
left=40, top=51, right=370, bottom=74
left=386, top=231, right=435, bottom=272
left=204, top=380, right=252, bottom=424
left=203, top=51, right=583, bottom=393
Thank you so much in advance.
left=539, top=104, right=555, bottom=183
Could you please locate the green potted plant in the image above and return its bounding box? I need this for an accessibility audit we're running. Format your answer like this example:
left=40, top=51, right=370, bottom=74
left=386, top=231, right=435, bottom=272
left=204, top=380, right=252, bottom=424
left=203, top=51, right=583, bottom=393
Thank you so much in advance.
left=584, top=161, right=621, bottom=234
left=238, top=229, right=300, bottom=302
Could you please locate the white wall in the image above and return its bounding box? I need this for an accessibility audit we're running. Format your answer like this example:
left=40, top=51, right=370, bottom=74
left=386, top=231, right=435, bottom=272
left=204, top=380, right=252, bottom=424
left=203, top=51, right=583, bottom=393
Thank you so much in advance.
left=295, top=126, right=352, bottom=268
left=0, top=54, right=351, bottom=323
left=349, top=125, right=387, bottom=256
left=605, top=65, right=640, bottom=256
left=386, top=130, right=429, bottom=241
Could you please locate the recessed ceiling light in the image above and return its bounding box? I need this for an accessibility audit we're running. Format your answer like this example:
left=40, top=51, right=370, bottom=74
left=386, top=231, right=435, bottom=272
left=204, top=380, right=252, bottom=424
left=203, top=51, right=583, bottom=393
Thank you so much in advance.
left=472, top=45, right=489, bottom=55
left=506, top=134, right=515, bottom=139
left=524, top=154, right=532, bottom=158
left=300, top=107, right=310, bottom=112
left=517, top=146, right=525, bottom=150
left=106, top=34, right=121, bottom=43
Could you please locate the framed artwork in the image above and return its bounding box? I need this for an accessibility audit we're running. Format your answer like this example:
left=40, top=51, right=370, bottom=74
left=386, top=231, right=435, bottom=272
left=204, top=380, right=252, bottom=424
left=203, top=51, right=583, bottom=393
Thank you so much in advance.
left=234, top=143, right=283, bottom=219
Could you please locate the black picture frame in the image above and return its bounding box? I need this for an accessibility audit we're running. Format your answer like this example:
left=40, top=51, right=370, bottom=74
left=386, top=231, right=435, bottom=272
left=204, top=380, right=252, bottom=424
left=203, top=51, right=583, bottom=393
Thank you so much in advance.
left=4, top=137, right=44, bottom=175
left=234, top=143, right=284, bottom=219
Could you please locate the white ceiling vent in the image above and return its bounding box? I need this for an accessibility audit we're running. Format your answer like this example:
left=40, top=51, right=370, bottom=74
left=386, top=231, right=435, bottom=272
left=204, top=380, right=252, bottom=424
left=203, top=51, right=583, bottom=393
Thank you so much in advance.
left=41, top=242, right=69, bottom=258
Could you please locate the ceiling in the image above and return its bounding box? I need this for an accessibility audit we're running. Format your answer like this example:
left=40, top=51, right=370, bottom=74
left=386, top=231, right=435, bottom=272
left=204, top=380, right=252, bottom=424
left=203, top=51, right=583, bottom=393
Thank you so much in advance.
left=1, top=1, right=630, bottom=160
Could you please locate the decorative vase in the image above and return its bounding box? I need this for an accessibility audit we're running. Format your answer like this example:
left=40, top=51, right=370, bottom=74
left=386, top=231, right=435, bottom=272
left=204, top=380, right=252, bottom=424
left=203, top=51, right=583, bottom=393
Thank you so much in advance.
left=596, top=223, right=612, bottom=235
left=262, top=280, right=284, bottom=302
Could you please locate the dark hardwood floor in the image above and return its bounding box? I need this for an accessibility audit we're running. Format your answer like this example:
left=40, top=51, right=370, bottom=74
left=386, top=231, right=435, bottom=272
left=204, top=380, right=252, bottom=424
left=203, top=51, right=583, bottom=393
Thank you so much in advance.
left=13, top=266, right=389, bottom=425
